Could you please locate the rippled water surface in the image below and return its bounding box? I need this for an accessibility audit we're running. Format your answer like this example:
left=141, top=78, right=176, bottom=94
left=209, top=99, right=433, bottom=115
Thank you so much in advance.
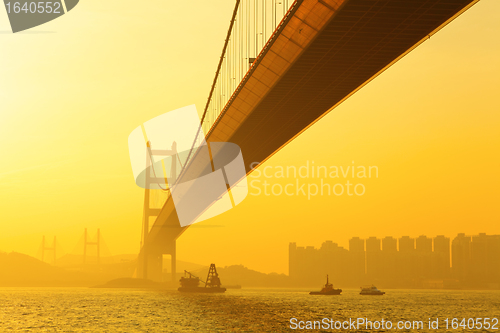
left=0, top=288, right=499, bottom=332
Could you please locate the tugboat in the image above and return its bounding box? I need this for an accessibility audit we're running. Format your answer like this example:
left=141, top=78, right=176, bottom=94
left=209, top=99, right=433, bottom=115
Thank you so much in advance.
left=309, top=275, right=342, bottom=295
left=178, top=263, right=227, bottom=293
left=360, top=285, right=385, bottom=295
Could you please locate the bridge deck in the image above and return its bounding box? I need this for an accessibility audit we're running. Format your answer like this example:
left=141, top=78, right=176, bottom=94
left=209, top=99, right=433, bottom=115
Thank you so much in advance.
left=209, top=0, right=478, bottom=171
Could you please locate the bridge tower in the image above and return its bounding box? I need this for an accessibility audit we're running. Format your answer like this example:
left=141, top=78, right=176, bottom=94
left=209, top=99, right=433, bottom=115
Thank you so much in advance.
left=41, top=236, right=57, bottom=264
left=138, top=140, right=178, bottom=282
left=83, top=228, right=100, bottom=265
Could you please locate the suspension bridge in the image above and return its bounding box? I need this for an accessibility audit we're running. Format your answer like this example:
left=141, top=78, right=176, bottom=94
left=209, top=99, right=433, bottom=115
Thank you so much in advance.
left=37, top=229, right=110, bottom=266
left=138, top=0, right=480, bottom=282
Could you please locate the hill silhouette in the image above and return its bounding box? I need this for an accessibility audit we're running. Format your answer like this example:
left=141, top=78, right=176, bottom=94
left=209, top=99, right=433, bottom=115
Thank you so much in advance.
left=193, top=265, right=292, bottom=288
left=0, top=252, right=96, bottom=286
left=55, top=253, right=203, bottom=273
left=0, top=252, right=292, bottom=288
left=91, top=278, right=167, bottom=289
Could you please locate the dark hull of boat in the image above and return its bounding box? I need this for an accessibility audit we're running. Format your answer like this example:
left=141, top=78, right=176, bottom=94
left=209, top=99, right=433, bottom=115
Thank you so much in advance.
left=360, top=292, right=385, bottom=295
left=178, top=287, right=226, bottom=293
left=309, top=289, right=342, bottom=295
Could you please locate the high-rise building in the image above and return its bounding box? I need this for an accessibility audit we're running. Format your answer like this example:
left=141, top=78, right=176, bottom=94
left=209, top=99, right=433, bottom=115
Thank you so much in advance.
left=366, top=237, right=381, bottom=252
left=471, top=233, right=488, bottom=285
left=348, top=237, right=365, bottom=286
left=486, top=235, right=500, bottom=287
left=416, top=235, right=432, bottom=253
left=452, top=233, right=472, bottom=285
left=415, top=235, right=433, bottom=279
left=349, top=237, right=365, bottom=253
left=382, top=237, right=397, bottom=252
left=289, top=242, right=297, bottom=278
left=382, top=237, right=397, bottom=284
left=399, top=236, right=415, bottom=252
left=433, top=235, right=450, bottom=255
left=366, top=237, right=383, bottom=282
left=432, top=235, right=450, bottom=279
left=319, top=240, right=348, bottom=285
left=397, top=236, right=416, bottom=286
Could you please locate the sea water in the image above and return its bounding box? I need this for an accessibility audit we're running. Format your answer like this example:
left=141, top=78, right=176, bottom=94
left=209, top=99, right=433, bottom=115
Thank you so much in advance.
left=0, top=288, right=499, bottom=332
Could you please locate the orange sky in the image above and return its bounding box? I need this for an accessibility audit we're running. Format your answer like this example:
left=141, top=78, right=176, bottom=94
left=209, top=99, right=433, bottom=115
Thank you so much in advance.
left=0, top=0, right=499, bottom=274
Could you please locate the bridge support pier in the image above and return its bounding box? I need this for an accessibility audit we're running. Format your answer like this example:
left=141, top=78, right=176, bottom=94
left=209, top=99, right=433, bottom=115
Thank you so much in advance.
left=147, top=252, right=163, bottom=281
left=138, top=249, right=163, bottom=282
left=137, top=239, right=176, bottom=283
left=170, top=240, right=176, bottom=284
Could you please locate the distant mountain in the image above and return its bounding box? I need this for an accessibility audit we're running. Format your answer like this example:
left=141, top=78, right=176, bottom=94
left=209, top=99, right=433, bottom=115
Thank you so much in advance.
left=55, top=253, right=137, bottom=266
left=0, top=252, right=96, bottom=286
left=55, top=254, right=203, bottom=279
left=55, top=254, right=203, bottom=272
left=192, top=265, right=292, bottom=288
left=91, top=278, right=167, bottom=289
left=0, top=252, right=290, bottom=288
left=162, top=258, right=205, bottom=273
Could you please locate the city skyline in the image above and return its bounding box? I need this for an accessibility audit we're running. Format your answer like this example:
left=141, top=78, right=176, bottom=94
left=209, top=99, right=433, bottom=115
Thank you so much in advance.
left=290, top=232, right=500, bottom=289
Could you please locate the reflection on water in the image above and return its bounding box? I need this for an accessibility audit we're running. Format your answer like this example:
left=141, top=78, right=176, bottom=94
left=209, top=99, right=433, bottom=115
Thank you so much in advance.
left=0, top=288, right=499, bottom=332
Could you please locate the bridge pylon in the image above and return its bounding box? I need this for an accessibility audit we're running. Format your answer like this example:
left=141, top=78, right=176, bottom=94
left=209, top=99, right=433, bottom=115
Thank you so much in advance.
left=41, top=235, right=57, bottom=264
left=83, top=228, right=100, bottom=265
left=137, top=140, right=178, bottom=282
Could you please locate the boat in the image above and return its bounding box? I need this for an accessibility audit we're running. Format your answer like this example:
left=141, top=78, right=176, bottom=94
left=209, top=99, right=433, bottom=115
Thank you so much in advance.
left=178, top=263, right=227, bottom=293
left=359, top=285, right=385, bottom=295
left=309, top=275, right=342, bottom=295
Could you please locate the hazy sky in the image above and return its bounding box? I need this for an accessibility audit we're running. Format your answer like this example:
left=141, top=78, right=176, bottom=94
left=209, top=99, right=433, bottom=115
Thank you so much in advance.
left=0, top=0, right=499, bottom=274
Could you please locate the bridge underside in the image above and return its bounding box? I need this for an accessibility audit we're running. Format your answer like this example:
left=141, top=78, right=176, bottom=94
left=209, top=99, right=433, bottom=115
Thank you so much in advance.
left=140, top=0, right=478, bottom=281
left=208, top=0, right=478, bottom=170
